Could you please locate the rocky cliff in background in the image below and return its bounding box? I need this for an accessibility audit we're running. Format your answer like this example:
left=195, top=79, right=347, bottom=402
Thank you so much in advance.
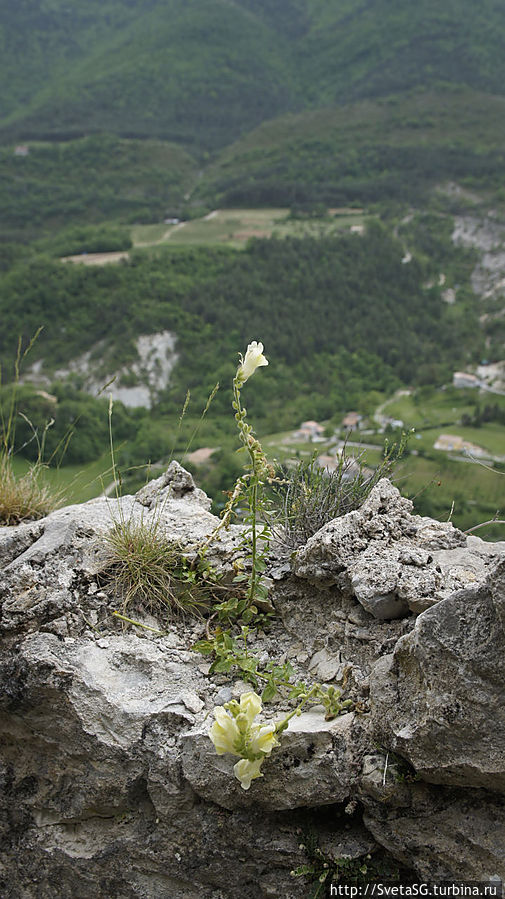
left=1, top=466, right=504, bottom=898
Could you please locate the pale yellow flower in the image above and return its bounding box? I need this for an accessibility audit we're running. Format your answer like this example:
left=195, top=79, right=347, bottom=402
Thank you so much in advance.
left=238, top=691, right=263, bottom=727
left=210, top=707, right=241, bottom=756
left=209, top=691, right=279, bottom=789
left=238, top=341, right=268, bottom=382
left=233, top=757, right=265, bottom=790
left=249, top=724, right=278, bottom=757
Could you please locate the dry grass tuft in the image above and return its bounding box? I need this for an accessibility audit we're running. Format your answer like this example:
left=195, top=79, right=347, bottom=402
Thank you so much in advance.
left=272, top=435, right=410, bottom=550
left=99, top=516, right=212, bottom=620
left=0, top=454, right=59, bottom=525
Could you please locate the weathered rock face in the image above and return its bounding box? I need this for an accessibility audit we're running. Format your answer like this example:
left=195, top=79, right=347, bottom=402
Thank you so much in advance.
left=182, top=710, right=366, bottom=812
left=370, top=560, right=505, bottom=794
left=1, top=471, right=505, bottom=897
left=293, top=479, right=503, bottom=618
left=360, top=757, right=505, bottom=880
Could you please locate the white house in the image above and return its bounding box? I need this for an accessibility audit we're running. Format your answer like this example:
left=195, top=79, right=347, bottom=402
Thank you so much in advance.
left=453, top=371, right=481, bottom=389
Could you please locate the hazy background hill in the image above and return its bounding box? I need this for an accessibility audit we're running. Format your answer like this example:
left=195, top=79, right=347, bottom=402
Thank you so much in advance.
left=2, top=0, right=505, bottom=150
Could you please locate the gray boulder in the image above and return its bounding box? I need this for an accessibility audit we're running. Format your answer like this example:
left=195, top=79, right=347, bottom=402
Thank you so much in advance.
left=2, top=469, right=505, bottom=895
left=181, top=710, right=364, bottom=811
left=360, top=753, right=505, bottom=879
left=370, top=559, right=505, bottom=793
left=293, top=479, right=504, bottom=619
left=0, top=461, right=244, bottom=642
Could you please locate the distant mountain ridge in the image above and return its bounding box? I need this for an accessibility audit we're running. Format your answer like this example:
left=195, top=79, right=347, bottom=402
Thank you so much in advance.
left=2, top=0, right=505, bottom=150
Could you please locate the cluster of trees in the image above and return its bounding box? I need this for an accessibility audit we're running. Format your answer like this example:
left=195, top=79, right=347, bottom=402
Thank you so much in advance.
left=39, top=224, right=132, bottom=257
left=462, top=401, right=505, bottom=428
left=205, top=144, right=505, bottom=209
left=0, top=135, right=196, bottom=238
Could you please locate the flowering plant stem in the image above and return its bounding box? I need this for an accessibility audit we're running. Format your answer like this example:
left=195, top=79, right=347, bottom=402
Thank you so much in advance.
left=233, top=377, right=260, bottom=606
left=274, top=685, right=319, bottom=735
left=198, top=343, right=271, bottom=622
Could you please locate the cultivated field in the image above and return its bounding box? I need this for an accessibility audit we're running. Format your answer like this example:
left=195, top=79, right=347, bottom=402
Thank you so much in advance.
left=132, top=207, right=367, bottom=250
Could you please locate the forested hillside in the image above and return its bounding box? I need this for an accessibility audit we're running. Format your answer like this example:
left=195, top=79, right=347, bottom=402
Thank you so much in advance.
left=2, top=0, right=505, bottom=149
left=0, top=226, right=481, bottom=434
left=198, top=87, right=505, bottom=208
left=0, top=135, right=197, bottom=240
left=4, top=85, right=505, bottom=236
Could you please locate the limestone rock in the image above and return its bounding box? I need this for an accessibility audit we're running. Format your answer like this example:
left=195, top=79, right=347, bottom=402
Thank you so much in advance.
left=135, top=461, right=211, bottom=510
left=181, top=710, right=364, bottom=811
left=271, top=572, right=415, bottom=706
left=0, top=518, right=45, bottom=568
left=0, top=627, right=376, bottom=898
left=370, top=560, right=505, bottom=793
left=308, top=646, right=345, bottom=681
left=0, top=462, right=244, bottom=642
left=361, top=776, right=505, bottom=880
left=293, top=479, right=503, bottom=619
left=2, top=470, right=505, bottom=894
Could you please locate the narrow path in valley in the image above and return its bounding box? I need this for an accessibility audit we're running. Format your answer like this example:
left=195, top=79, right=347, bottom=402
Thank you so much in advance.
left=134, top=220, right=189, bottom=248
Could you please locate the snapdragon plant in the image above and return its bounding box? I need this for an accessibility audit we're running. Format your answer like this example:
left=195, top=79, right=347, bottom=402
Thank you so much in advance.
left=233, top=341, right=272, bottom=608
left=196, top=343, right=355, bottom=788
left=209, top=681, right=352, bottom=790
left=202, top=341, right=274, bottom=622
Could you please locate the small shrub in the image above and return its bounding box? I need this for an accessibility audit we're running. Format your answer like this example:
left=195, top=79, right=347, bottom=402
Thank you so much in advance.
left=273, top=438, right=408, bottom=549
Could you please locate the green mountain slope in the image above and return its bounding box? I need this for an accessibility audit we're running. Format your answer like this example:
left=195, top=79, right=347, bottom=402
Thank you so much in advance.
left=297, top=0, right=505, bottom=104
left=0, top=134, right=197, bottom=239
left=2, top=0, right=505, bottom=150
left=0, top=0, right=296, bottom=149
left=198, top=86, right=505, bottom=207
left=4, top=85, right=505, bottom=235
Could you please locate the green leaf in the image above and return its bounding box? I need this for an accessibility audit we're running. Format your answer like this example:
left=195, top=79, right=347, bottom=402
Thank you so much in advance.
left=261, top=683, right=277, bottom=702
left=239, top=657, right=256, bottom=672
left=213, top=658, right=233, bottom=673
left=192, top=640, right=214, bottom=655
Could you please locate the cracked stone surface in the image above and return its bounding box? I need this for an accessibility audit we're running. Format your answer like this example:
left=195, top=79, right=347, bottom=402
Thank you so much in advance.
left=370, top=560, right=505, bottom=794
left=293, top=479, right=504, bottom=618
left=1, top=471, right=505, bottom=895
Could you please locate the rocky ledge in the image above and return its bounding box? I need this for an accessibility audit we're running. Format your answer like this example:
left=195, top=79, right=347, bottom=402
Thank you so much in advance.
left=1, top=466, right=504, bottom=898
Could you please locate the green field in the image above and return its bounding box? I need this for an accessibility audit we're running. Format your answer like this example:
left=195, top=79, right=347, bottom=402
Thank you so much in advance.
left=131, top=208, right=367, bottom=251
left=384, top=390, right=505, bottom=458
left=374, top=388, right=505, bottom=534
left=10, top=454, right=114, bottom=506
left=394, top=454, right=505, bottom=538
